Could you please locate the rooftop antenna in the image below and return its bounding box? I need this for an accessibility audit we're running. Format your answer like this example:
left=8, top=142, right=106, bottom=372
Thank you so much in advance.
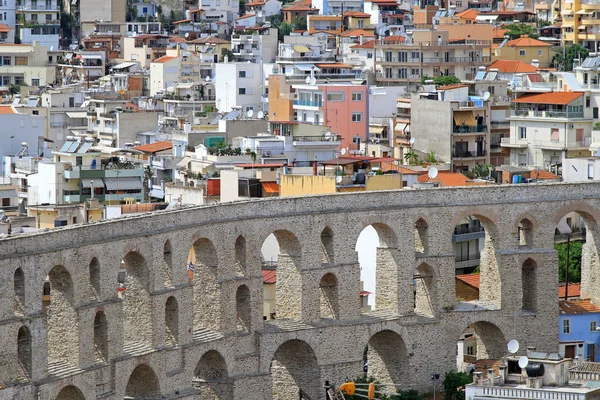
left=518, top=355, right=529, bottom=369
left=507, top=339, right=519, bottom=354
left=310, top=76, right=317, bottom=86
left=428, top=167, right=438, bottom=180
left=482, top=91, right=491, bottom=101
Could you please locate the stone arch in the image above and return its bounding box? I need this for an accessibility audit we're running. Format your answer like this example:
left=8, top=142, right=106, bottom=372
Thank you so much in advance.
left=46, top=265, right=79, bottom=366
left=190, top=237, right=221, bottom=332
left=55, top=385, right=86, bottom=400
left=193, top=350, right=231, bottom=399
left=93, top=311, right=108, bottom=363
left=319, top=272, right=339, bottom=319
left=122, top=251, right=153, bottom=349
left=125, top=364, right=161, bottom=399
left=14, top=267, right=25, bottom=315
left=236, top=285, right=251, bottom=332
left=89, top=258, right=100, bottom=300
left=414, top=263, right=436, bottom=317
left=452, top=213, right=501, bottom=307
left=456, top=321, right=507, bottom=371
left=366, top=330, right=410, bottom=389
left=235, top=235, right=247, bottom=276
left=270, top=339, right=319, bottom=400
left=415, top=217, right=429, bottom=254
left=321, top=226, right=334, bottom=264
left=165, top=296, right=179, bottom=346
left=522, top=258, right=537, bottom=312
left=17, top=325, right=31, bottom=380
left=517, top=218, right=534, bottom=248
left=163, top=239, right=173, bottom=287
left=356, top=222, right=399, bottom=312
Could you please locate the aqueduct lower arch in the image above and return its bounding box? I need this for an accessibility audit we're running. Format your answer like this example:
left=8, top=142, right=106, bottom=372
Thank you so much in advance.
left=0, top=182, right=598, bottom=399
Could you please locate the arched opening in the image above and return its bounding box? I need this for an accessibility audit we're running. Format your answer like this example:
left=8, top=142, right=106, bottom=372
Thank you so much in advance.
left=55, top=385, right=86, bottom=400
left=14, top=267, right=25, bottom=315
left=89, top=258, right=100, bottom=300
left=17, top=325, right=31, bottom=380
left=235, top=235, right=247, bottom=276
left=415, top=218, right=428, bottom=254
left=356, top=223, right=398, bottom=312
left=365, top=331, right=409, bottom=389
left=321, top=227, right=334, bottom=264
left=165, top=296, right=179, bottom=346
left=122, top=252, right=153, bottom=350
left=260, top=230, right=302, bottom=321
left=456, top=321, right=507, bottom=372
left=518, top=218, right=534, bottom=247
left=270, top=340, right=319, bottom=400
left=46, top=265, right=79, bottom=366
left=189, top=238, right=220, bottom=332
left=555, top=211, right=598, bottom=302
left=93, top=311, right=108, bottom=363
left=522, top=258, right=537, bottom=312
left=236, top=285, right=251, bottom=332
left=125, top=364, right=161, bottom=399
left=193, top=350, right=231, bottom=399
left=163, top=240, right=173, bottom=287
left=414, top=263, right=435, bottom=317
left=319, top=273, right=339, bottom=319
left=453, top=216, right=500, bottom=307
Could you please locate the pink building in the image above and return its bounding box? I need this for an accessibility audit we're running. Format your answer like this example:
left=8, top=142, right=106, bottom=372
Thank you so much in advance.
left=292, top=83, right=368, bottom=152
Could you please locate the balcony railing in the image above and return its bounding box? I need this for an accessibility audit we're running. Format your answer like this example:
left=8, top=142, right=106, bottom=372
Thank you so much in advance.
left=293, top=135, right=341, bottom=142
left=455, top=253, right=481, bottom=262
left=453, top=150, right=487, bottom=158
left=490, top=120, right=509, bottom=127
left=277, top=56, right=336, bottom=62
left=453, top=125, right=487, bottom=134
left=376, top=73, right=421, bottom=81
left=293, top=100, right=323, bottom=107
left=19, top=4, right=60, bottom=10
left=376, top=39, right=491, bottom=47
left=511, top=110, right=585, bottom=119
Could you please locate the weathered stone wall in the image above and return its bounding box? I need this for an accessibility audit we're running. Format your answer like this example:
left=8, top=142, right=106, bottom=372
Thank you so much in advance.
left=0, top=182, right=598, bottom=399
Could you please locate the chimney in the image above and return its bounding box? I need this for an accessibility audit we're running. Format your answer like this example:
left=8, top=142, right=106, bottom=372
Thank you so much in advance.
left=359, top=34, right=364, bottom=45
left=224, top=55, right=229, bottom=63
left=487, top=368, right=495, bottom=386
left=527, top=346, right=536, bottom=357
left=526, top=377, right=543, bottom=389
left=498, top=365, right=506, bottom=385
left=473, top=372, right=483, bottom=385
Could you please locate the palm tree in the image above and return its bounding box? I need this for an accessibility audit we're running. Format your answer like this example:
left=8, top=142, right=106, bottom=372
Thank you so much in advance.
left=143, top=166, right=154, bottom=203
left=404, top=149, right=419, bottom=166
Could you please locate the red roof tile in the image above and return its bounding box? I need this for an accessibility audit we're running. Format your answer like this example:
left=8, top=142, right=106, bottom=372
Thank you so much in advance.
left=132, top=141, right=173, bottom=153
left=351, top=40, right=375, bottom=49
left=262, top=270, right=276, bottom=284
left=456, top=273, right=480, bottom=289
left=343, top=11, right=371, bottom=18
left=456, top=9, right=479, bottom=20
left=560, top=298, right=600, bottom=314
left=235, top=163, right=284, bottom=168
left=487, top=60, right=538, bottom=73
left=512, top=91, right=584, bottom=106
left=506, top=36, right=552, bottom=47
left=153, top=55, right=177, bottom=63
left=340, top=29, right=375, bottom=37
left=559, top=283, right=581, bottom=299
left=383, top=35, right=406, bottom=44
left=0, top=105, right=16, bottom=114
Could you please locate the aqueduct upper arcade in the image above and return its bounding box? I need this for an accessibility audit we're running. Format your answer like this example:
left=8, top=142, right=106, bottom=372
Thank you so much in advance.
left=1, top=182, right=599, bottom=399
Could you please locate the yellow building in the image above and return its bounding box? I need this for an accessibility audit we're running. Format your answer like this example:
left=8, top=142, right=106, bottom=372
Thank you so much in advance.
left=29, top=200, right=103, bottom=229
left=492, top=36, right=553, bottom=67
left=560, top=1, right=600, bottom=47
left=279, top=173, right=403, bottom=196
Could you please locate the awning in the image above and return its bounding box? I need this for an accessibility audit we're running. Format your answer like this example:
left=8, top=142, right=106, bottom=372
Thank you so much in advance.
left=0, top=188, right=18, bottom=198
left=395, top=122, right=410, bottom=132
left=112, top=61, right=137, bottom=70
left=475, top=15, right=498, bottom=21
left=295, top=63, right=319, bottom=72
left=261, top=182, right=279, bottom=193
left=81, top=178, right=104, bottom=188
left=369, top=126, right=384, bottom=134
left=293, top=45, right=310, bottom=53
left=149, top=188, right=165, bottom=198
left=81, top=54, right=103, bottom=59
left=579, top=25, right=587, bottom=30
left=576, top=9, right=594, bottom=14
left=176, top=156, right=191, bottom=168
left=453, top=111, right=476, bottom=126
left=561, top=9, right=573, bottom=15
left=66, top=111, right=87, bottom=119
left=104, top=177, right=143, bottom=190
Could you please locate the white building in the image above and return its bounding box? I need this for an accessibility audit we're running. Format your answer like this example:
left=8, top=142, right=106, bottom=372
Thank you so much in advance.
left=0, top=0, right=16, bottom=43
left=245, top=0, right=281, bottom=22
left=0, top=105, right=46, bottom=176
left=16, top=0, right=60, bottom=49
left=199, top=0, right=239, bottom=24
left=215, top=62, right=264, bottom=113
left=234, top=13, right=257, bottom=28
left=311, top=0, right=362, bottom=14
left=231, top=27, right=278, bottom=63
left=0, top=42, right=56, bottom=87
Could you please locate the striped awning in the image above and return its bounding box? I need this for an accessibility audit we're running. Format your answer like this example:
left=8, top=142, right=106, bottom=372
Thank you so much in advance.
left=104, top=177, right=143, bottom=190
left=0, top=188, right=18, bottom=198
left=81, top=178, right=104, bottom=188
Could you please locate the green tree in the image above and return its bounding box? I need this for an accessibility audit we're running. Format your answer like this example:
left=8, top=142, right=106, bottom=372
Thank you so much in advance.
left=465, top=164, right=494, bottom=179
left=269, top=13, right=283, bottom=28
left=291, top=15, right=307, bottom=30
left=404, top=149, right=419, bottom=166
left=221, top=47, right=234, bottom=61
left=552, top=44, right=590, bottom=71
left=143, top=165, right=154, bottom=203
left=503, top=23, right=539, bottom=40
left=278, top=21, right=292, bottom=40
left=239, top=0, right=246, bottom=16
left=443, top=371, right=472, bottom=400
left=556, top=241, right=583, bottom=283
left=420, top=75, right=461, bottom=86
left=427, top=150, right=437, bottom=164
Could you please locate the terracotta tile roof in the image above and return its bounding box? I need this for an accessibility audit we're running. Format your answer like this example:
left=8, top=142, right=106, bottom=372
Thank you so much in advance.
left=493, top=28, right=508, bottom=39
left=343, top=11, right=371, bottom=18
left=246, top=0, right=265, bottom=6
left=0, top=23, right=11, bottom=33
left=456, top=8, right=479, bottom=20
left=172, top=19, right=191, bottom=24
left=262, top=270, right=276, bottom=284
left=340, top=29, right=375, bottom=37
left=235, top=163, right=284, bottom=168
left=360, top=290, right=372, bottom=296
left=132, top=141, right=173, bottom=153
left=169, top=36, right=187, bottom=43
left=456, top=273, right=480, bottom=289
left=284, top=0, right=317, bottom=11
left=153, top=55, right=177, bottom=63
left=315, top=62, right=352, bottom=68
left=487, top=59, right=538, bottom=73
left=560, top=298, right=600, bottom=314
left=235, top=13, right=256, bottom=20
left=309, top=15, right=342, bottom=20
left=261, top=181, right=279, bottom=193
left=0, top=105, right=16, bottom=114
left=530, top=169, right=561, bottom=180
left=188, top=8, right=204, bottom=13
left=418, top=171, right=468, bottom=186
left=512, top=91, right=584, bottom=106
left=559, top=283, right=581, bottom=299
left=188, top=36, right=230, bottom=44
left=437, top=84, right=468, bottom=91
left=383, top=35, right=406, bottom=44
left=506, top=36, right=552, bottom=47
left=366, top=0, right=399, bottom=4
left=351, top=40, right=375, bottom=49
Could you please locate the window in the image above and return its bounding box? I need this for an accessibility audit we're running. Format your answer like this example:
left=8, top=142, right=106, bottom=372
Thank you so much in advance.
left=352, top=112, right=363, bottom=122
left=591, top=321, right=598, bottom=332
left=357, top=19, right=363, bottom=28
left=589, top=163, right=595, bottom=179
left=563, top=319, right=570, bottom=334
left=538, top=49, right=543, bottom=56
left=146, top=54, right=150, bottom=60
left=594, top=107, right=598, bottom=119
left=327, top=92, right=344, bottom=101
left=367, top=52, right=373, bottom=59
left=456, top=0, right=462, bottom=6
left=519, top=127, right=526, bottom=139
left=466, top=346, right=474, bottom=355
left=15, top=56, right=28, bottom=66
left=411, top=68, right=419, bottom=76
left=45, top=13, right=51, bottom=21
left=14, top=76, right=23, bottom=86
left=551, top=128, right=559, bottom=141
left=239, top=70, right=246, bottom=78
left=2, top=56, right=9, bottom=65
left=519, top=50, right=526, bottom=56
left=239, top=88, right=246, bottom=95
left=131, top=54, right=137, bottom=60
left=587, top=97, right=591, bottom=107
left=32, top=110, right=38, bottom=115
left=352, top=92, right=363, bottom=101
left=31, top=78, right=39, bottom=86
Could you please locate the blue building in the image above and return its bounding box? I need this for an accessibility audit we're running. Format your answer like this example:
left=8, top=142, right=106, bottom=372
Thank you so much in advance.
left=559, top=299, right=600, bottom=362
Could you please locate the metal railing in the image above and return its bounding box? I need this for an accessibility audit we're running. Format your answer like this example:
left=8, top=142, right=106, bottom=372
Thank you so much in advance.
left=453, top=125, right=487, bottom=134
left=293, top=100, right=323, bottom=107
left=511, top=110, right=585, bottom=119
left=453, top=150, right=487, bottom=158
left=276, top=56, right=336, bottom=62
left=455, top=253, right=481, bottom=262
left=490, top=120, right=509, bottom=127
left=376, top=39, right=491, bottom=47
left=293, top=135, right=341, bottom=142
left=376, top=73, right=421, bottom=81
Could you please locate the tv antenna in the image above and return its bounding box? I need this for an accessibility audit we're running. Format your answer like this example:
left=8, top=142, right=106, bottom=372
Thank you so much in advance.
left=507, top=339, right=519, bottom=354
left=428, top=167, right=438, bottom=180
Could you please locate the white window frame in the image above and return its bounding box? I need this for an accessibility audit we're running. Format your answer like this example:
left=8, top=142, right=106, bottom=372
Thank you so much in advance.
left=352, top=112, right=363, bottom=122
left=563, top=318, right=571, bottom=334
left=351, top=92, right=363, bottom=101
left=591, top=321, right=598, bottom=332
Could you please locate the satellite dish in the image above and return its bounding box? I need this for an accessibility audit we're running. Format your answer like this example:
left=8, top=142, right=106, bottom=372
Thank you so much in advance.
left=340, top=148, right=347, bottom=156
left=428, top=167, right=438, bottom=180
left=409, top=137, right=415, bottom=145
left=325, top=131, right=332, bottom=139
left=305, top=76, right=311, bottom=84
left=50, top=45, right=54, bottom=51
left=205, top=76, right=211, bottom=82
left=120, top=89, right=125, bottom=95
left=518, top=356, right=529, bottom=369
left=310, top=76, right=317, bottom=86
left=483, top=91, right=491, bottom=101
left=335, top=175, right=342, bottom=184
left=247, top=109, right=254, bottom=118
left=508, top=339, right=519, bottom=354
left=185, top=32, right=190, bottom=38
left=257, top=111, right=264, bottom=119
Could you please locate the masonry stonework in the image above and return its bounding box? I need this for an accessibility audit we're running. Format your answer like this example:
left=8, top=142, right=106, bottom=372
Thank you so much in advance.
left=0, top=182, right=599, bottom=399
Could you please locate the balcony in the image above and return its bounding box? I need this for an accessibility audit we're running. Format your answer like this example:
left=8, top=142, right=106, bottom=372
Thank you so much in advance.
left=63, top=164, right=144, bottom=180
left=375, top=39, right=491, bottom=47
left=292, top=134, right=341, bottom=142
left=453, top=224, right=485, bottom=242
left=500, top=137, right=528, bottom=148
left=534, top=137, right=591, bottom=150
left=453, top=125, right=487, bottom=134
left=293, top=100, right=323, bottom=108
left=376, top=73, right=421, bottom=82
left=490, top=120, right=509, bottom=128
left=276, top=56, right=336, bottom=62
left=510, top=110, right=585, bottom=119
left=19, top=4, right=60, bottom=10
left=452, top=150, right=487, bottom=159
left=286, top=73, right=359, bottom=80
left=99, top=112, right=116, bottom=119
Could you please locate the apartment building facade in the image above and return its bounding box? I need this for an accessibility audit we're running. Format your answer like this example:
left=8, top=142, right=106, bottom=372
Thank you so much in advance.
left=231, top=27, right=278, bottom=63
left=0, top=0, right=16, bottom=43
left=0, top=42, right=55, bottom=87
left=16, top=0, right=59, bottom=49
left=560, top=1, right=600, bottom=49
left=214, top=62, right=264, bottom=113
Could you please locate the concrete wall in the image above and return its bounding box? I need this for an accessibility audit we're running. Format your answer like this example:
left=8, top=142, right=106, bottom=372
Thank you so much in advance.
left=165, top=183, right=205, bottom=205
left=365, top=174, right=403, bottom=191
left=1, top=182, right=599, bottom=398
left=411, top=97, right=453, bottom=162
left=279, top=174, right=336, bottom=196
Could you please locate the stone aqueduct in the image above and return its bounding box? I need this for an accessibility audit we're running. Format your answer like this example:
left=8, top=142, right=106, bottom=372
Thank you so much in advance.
left=1, top=183, right=600, bottom=399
